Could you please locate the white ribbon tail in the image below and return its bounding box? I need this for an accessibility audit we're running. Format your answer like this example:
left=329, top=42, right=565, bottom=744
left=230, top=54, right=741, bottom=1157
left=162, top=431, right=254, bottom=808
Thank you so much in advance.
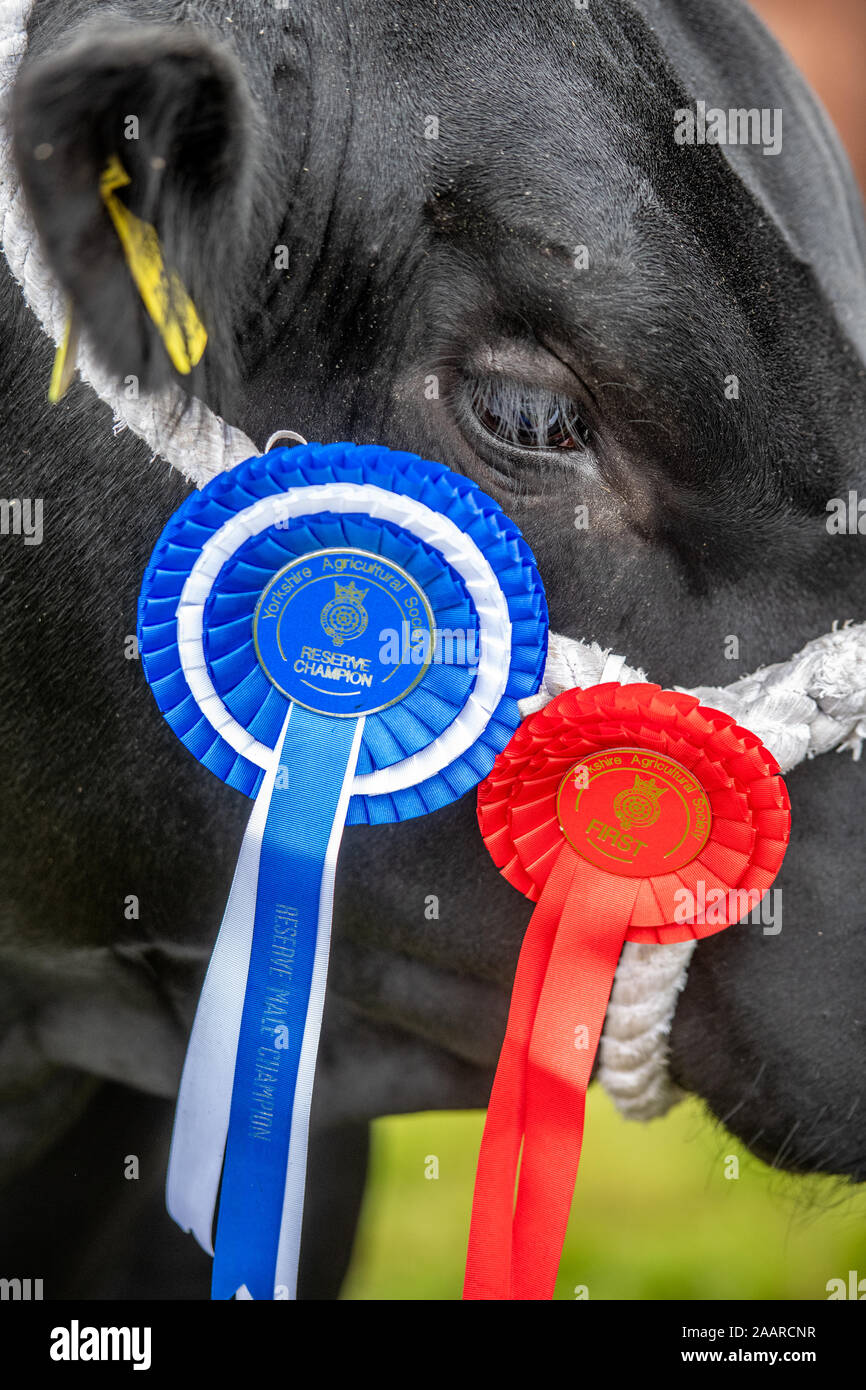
left=166, top=707, right=294, bottom=1253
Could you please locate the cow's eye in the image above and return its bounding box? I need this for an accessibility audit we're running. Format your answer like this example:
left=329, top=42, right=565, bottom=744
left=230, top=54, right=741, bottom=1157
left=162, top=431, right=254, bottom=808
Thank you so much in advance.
left=466, top=376, right=591, bottom=452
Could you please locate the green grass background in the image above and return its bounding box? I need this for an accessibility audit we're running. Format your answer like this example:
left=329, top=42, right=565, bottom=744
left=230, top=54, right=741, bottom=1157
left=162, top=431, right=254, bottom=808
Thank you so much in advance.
left=341, top=1089, right=866, bottom=1300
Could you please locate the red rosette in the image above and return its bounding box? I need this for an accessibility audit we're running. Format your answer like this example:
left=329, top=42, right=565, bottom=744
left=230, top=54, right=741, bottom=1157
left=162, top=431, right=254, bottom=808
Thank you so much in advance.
left=477, top=682, right=790, bottom=944
left=464, top=683, right=790, bottom=1302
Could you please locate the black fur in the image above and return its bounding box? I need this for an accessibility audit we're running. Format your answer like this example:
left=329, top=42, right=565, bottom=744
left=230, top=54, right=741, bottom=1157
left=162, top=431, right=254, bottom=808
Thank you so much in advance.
left=1, top=0, right=865, bottom=1297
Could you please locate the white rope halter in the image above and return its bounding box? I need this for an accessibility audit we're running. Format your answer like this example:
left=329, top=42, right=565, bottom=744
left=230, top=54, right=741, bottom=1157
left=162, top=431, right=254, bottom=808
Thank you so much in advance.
left=519, top=625, right=866, bottom=1119
left=3, top=0, right=865, bottom=1122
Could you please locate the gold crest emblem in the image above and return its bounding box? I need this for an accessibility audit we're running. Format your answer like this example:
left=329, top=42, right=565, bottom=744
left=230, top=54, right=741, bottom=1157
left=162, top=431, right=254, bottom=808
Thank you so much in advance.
left=612, top=775, right=667, bottom=831
left=320, top=579, right=369, bottom=646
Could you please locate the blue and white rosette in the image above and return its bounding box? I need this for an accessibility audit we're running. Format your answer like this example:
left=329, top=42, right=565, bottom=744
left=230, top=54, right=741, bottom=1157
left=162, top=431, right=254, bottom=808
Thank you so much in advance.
left=138, top=441, right=548, bottom=1300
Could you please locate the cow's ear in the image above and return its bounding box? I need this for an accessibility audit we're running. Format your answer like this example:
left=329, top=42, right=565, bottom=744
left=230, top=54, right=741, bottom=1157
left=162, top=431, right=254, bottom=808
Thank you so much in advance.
left=11, top=21, right=257, bottom=397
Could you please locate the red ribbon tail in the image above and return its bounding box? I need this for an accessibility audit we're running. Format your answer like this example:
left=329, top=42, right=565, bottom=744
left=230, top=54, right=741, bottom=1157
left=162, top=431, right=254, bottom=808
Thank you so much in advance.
left=510, top=864, right=639, bottom=1299
left=463, top=847, right=580, bottom=1300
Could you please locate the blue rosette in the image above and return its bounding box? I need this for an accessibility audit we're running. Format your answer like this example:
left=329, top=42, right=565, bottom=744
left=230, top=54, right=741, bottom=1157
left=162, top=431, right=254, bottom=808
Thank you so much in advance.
left=139, top=441, right=546, bottom=823
left=137, top=441, right=547, bottom=1302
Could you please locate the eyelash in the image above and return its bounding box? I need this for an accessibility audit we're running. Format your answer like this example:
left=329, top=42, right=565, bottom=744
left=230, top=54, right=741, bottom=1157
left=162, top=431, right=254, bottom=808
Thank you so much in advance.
left=464, top=376, right=592, bottom=453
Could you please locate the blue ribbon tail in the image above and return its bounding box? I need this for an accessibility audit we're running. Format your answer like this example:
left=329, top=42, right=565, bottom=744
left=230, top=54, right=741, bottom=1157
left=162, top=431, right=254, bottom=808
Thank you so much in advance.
left=211, top=703, right=361, bottom=1300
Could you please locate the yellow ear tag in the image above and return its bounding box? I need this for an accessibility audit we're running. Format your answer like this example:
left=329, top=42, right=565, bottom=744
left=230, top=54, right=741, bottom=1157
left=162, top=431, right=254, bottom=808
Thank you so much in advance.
left=99, top=153, right=207, bottom=374
left=48, top=306, right=81, bottom=403
left=48, top=156, right=208, bottom=400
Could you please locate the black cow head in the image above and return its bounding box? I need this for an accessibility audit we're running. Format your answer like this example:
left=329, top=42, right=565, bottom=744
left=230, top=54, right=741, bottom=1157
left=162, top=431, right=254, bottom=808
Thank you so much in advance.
left=5, top=0, right=866, bottom=1254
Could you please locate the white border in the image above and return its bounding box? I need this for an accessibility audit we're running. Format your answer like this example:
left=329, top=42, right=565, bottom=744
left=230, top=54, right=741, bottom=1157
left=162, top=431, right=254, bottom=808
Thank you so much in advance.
left=173, top=483, right=513, bottom=796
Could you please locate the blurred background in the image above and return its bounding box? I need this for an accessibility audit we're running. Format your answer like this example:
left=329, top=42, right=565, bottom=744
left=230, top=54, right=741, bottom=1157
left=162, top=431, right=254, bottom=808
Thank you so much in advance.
left=344, top=1093, right=866, bottom=1300
left=341, top=1, right=866, bottom=1301
left=751, top=0, right=866, bottom=198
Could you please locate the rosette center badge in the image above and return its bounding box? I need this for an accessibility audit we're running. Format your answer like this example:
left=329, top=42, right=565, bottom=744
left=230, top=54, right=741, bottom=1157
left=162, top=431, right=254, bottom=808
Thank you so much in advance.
left=253, top=548, right=434, bottom=714
left=556, top=748, right=713, bottom=877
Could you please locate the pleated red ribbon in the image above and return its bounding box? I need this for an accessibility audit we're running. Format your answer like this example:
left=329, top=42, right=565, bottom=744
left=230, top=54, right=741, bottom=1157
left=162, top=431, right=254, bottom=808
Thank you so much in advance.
left=463, top=682, right=791, bottom=1301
